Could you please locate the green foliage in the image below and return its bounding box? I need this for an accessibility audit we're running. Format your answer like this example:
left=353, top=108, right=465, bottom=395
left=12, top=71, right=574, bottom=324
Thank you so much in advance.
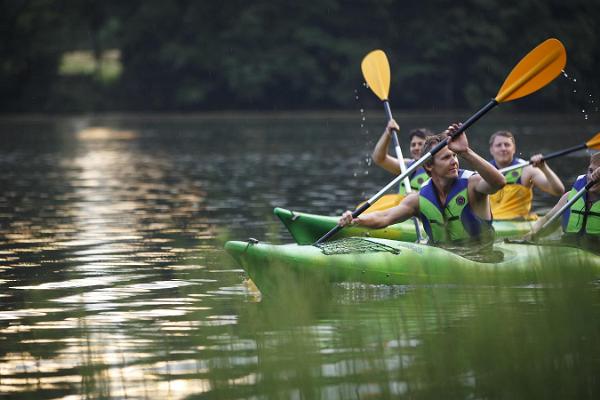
left=1, top=0, right=599, bottom=112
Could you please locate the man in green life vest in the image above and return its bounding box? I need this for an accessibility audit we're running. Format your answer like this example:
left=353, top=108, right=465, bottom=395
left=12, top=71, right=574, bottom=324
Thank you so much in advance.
left=528, top=152, right=600, bottom=252
left=371, top=119, right=432, bottom=194
left=340, top=124, right=506, bottom=245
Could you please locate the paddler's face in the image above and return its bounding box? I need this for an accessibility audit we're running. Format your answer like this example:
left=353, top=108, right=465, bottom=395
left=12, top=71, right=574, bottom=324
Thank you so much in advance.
left=428, top=147, right=459, bottom=179
left=410, top=136, right=425, bottom=159
left=587, top=160, right=600, bottom=193
left=490, top=136, right=515, bottom=164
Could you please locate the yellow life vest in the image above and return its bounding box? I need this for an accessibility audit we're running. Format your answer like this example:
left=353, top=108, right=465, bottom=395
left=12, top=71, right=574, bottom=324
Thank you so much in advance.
left=489, top=158, right=538, bottom=221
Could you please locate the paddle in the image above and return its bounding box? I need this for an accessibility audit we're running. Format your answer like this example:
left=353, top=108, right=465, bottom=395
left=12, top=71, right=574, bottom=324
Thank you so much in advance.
left=361, top=49, right=423, bottom=242
left=315, top=38, right=566, bottom=244
left=533, top=178, right=598, bottom=240
left=499, top=132, right=600, bottom=174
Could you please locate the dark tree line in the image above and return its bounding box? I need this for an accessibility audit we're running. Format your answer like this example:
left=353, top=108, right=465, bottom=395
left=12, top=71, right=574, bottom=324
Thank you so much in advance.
left=1, top=0, right=598, bottom=112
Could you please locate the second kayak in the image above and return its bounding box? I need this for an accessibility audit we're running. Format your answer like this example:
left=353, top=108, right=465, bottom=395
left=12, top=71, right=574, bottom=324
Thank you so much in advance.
left=274, top=207, right=533, bottom=245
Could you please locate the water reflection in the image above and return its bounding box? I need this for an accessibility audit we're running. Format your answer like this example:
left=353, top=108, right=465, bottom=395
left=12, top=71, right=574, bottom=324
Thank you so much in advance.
left=0, top=114, right=598, bottom=398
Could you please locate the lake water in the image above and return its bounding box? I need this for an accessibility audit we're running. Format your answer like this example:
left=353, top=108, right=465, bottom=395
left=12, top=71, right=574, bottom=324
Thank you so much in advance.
left=0, top=112, right=599, bottom=399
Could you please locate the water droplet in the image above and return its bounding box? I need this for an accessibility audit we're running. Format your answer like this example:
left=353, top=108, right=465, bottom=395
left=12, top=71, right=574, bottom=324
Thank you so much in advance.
left=362, top=116, right=366, bottom=121
left=573, top=89, right=577, bottom=93
left=585, top=115, right=589, bottom=120
left=364, top=170, right=369, bottom=175
left=582, top=109, right=586, bottom=113
left=573, top=78, right=577, bottom=82
left=353, top=172, right=358, bottom=177
left=360, top=108, right=364, bottom=113
left=355, top=96, right=359, bottom=100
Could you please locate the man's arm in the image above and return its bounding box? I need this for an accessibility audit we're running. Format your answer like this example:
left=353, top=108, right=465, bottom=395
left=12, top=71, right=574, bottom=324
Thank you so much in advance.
left=528, top=192, right=569, bottom=237
left=372, top=119, right=403, bottom=174
left=528, top=154, right=565, bottom=196
left=445, top=123, right=506, bottom=194
left=339, top=193, right=419, bottom=228
left=462, top=148, right=506, bottom=194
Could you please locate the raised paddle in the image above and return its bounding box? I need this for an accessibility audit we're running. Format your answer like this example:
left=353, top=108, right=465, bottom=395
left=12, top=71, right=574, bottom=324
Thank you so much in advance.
left=315, top=38, right=567, bottom=244
left=498, top=132, right=600, bottom=174
left=533, top=178, right=598, bottom=240
left=361, top=49, right=423, bottom=242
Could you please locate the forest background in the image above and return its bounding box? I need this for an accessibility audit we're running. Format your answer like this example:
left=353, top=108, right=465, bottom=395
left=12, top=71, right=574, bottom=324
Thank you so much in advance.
left=2, top=0, right=598, bottom=113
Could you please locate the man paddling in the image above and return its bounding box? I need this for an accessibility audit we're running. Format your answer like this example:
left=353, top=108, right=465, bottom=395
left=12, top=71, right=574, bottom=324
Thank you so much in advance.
left=340, top=124, right=506, bottom=245
left=488, top=131, right=564, bottom=220
left=527, top=152, right=600, bottom=252
left=371, top=119, right=432, bottom=194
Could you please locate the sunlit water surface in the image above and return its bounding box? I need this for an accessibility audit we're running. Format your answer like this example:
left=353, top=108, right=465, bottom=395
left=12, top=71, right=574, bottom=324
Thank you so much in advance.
left=0, top=113, right=599, bottom=399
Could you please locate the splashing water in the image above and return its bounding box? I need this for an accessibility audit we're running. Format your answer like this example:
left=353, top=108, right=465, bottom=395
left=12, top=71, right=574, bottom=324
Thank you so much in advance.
left=562, top=69, right=597, bottom=122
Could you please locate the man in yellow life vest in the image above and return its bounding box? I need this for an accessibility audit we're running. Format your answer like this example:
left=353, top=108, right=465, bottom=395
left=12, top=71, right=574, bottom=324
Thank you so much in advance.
left=340, top=124, right=506, bottom=246
left=528, top=152, right=600, bottom=253
left=371, top=119, right=432, bottom=194
left=488, top=131, right=564, bottom=220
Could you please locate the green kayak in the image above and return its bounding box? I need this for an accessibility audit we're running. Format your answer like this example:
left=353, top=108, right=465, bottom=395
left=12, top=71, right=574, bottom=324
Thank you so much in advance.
left=274, top=207, right=534, bottom=245
left=225, top=237, right=600, bottom=294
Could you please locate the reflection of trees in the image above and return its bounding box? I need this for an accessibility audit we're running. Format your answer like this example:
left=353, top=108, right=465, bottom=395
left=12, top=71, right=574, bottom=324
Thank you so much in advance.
left=0, top=120, right=218, bottom=397
left=227, top=285, right=600, bottom=399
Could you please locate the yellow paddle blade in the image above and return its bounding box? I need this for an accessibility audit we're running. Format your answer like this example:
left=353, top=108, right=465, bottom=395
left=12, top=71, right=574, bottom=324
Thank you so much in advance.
left=359, top=193, right=405, bottom=214
left=586, top=132, right=600, bottom=150
left=495, top=38, right=566, bottom=103
left=361, top=50, right=391, bottom=101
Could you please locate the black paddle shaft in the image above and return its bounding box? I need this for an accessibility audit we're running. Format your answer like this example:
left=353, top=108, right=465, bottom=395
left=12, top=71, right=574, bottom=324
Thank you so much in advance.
left=427, top=99, right=499, bottom=156
left=314, top=98, right=498, bottom=245
left=542, top=143, right=587, bottom=162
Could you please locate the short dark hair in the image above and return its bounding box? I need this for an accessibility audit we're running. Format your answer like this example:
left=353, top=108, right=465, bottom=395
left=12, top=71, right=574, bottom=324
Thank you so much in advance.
left=408, top=128, right=433, bottom=142
left=489, top=130, right=515, bottom=146
left=420, top=133, right=447, bottom=175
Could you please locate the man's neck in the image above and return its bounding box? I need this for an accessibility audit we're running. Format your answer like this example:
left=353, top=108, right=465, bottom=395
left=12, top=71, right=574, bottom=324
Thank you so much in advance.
left=431, top=175, right=456, bottom=203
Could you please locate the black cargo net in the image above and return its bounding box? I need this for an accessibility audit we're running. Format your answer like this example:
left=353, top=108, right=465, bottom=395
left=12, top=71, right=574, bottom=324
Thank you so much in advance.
left=315, top=237, right=401, bottom=255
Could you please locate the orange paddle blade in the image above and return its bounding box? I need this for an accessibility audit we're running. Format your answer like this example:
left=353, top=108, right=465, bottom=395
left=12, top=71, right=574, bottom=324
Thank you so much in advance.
left=361, top=50, right=391, bottom=101
left=586, top=132, right=600, bottom=150
left=496, top=38, right=566, bottom=103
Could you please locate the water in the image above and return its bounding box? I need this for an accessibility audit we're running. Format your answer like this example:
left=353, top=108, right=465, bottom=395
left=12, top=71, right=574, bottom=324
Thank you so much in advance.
left=0, top=113, right=599, bottom=399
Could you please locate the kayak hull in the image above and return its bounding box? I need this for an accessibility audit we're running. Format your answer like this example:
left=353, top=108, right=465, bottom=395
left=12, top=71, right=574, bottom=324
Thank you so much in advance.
left=225, top=237, right=600, bottom=295
left=274, top=207, right=533, bottom=245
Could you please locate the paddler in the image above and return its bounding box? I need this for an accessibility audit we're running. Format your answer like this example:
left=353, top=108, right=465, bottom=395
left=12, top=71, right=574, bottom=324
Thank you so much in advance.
left=371, top=119, right=433, bottom=194
left=488, top=130, right=564, bottom=220
left=527, top=152, right=600, bottom=252
left=340, top=124, right=506, bottom=246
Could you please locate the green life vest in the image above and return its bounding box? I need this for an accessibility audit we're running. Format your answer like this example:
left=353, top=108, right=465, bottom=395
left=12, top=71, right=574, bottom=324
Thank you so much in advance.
left=418, top=170, right=494, bottom=244
left=399, top=161, right=429, bottom=195
left=563, top=175, right=600, bottom=236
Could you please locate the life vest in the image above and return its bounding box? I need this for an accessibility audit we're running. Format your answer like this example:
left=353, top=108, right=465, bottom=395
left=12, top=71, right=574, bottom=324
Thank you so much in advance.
left=562, top=175, right=600, bottom=236
left=399, top=160, right=429, bottom=195
left=418, top=170, right=494, bottom=244
left=489, top=158, right=537, bottom=220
